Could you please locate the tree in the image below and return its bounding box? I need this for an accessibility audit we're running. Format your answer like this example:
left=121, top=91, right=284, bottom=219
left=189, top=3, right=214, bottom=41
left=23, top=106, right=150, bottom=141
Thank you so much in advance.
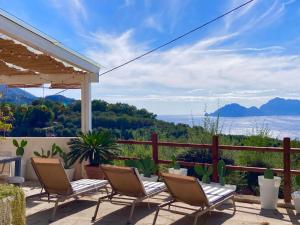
left=0, top=102, right=13, bottom=136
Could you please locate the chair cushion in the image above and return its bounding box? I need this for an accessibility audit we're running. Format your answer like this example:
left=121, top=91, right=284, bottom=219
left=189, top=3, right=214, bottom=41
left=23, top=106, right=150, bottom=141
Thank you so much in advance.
left=201, top=183, right=235, bottom=204
left=143, top=181, right=166, bottom=195
left=71, top=179, right=108, bottom=194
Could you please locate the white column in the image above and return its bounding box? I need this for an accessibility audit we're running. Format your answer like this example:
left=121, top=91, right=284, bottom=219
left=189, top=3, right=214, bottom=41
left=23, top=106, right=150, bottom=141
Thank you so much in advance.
left=81, top=75, right=92, bottom=132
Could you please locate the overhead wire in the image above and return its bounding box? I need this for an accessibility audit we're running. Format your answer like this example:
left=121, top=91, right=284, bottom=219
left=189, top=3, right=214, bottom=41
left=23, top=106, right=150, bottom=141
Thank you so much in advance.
left=98, top=0, right=255, bottom=77
left=23, top=0, right=256, bottom=97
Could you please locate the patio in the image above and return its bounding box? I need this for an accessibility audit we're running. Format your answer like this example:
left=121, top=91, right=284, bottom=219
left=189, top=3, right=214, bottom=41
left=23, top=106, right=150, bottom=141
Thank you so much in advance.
left=22, top=182, right=297, bottom=225
left=1, top=6, right=300, bottom=225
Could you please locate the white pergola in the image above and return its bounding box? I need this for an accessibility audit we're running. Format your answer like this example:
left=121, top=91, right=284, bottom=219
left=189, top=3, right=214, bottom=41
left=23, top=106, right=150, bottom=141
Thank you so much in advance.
left=0, top=9, right=101, bottom=132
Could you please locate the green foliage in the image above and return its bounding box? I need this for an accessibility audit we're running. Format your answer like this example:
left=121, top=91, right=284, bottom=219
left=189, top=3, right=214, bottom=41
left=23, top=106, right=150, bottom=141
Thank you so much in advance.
left=246, top=160, right=270, bottom=194
left=125, top=156, right=158, bottom=177
left=218, top=160, right=226, bottom=186
left=68, top=131, right=120, bottom=166
left=264, top=168, right=274, bottom=179
left=0, top=104, right=13, bottom=136
left=34, top=143, right=62, bottom=158
left=0, top=184, right=26, bottom=225
left=13, top=139, right=27, bottom=156
left=59, top=150, right=73, bottom=169
left=194, top=165, right=213, bottom=183
left=295, top=176, right=300, bottom=189
left=170, top=154, right=180, bottom=169
left=176, top=148, right=234, bottom=176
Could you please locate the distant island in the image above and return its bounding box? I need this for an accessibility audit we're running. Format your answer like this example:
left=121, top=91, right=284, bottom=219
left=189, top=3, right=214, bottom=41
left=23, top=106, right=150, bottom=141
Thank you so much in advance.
left=209, top=97, right=300, bottom=117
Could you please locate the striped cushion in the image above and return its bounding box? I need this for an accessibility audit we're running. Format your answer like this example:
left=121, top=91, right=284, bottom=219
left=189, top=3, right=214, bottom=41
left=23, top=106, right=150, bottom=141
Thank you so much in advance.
left=143, top=181, right=166, bottom=195
left=71, top=179, right=108, bottom=194
left=201, top=183, right=235, bottom=204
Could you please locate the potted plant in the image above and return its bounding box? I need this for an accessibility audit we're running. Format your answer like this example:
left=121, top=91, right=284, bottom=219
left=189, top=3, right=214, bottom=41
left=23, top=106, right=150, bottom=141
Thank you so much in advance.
left=168, top=154, right=187, bottom=176
left=194, top=164, right=212, bottom=184
left=68, top=131, right=120, bottom=179
left=292, top=176, right=300, bottom=213
left=12, top=139, right=27, bottom=178
left=33, top=143, right=62, bottom=158
left=33, top=143, right=75, bottom=180
left=125, top=156, right=158, bottom=182
left=29, top=143, right=63, bottom=180
left=258, top=168, right=281, bottom=209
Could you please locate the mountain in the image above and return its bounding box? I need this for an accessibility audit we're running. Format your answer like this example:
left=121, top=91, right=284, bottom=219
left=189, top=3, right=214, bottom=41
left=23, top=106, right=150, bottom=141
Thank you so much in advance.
left=0, top=85, right=75, bottom=105
left=259, top=97, right=300, bottom=116
left=209, top=97, right=300, bottom=117
left=45, top=95, right=75, bottom=105
left=0, top=85, right=37, bottom=104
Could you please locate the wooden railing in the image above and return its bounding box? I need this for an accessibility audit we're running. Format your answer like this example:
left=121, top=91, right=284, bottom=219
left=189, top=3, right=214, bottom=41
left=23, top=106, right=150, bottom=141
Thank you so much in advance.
left=117, top=133, right=300, bottom=203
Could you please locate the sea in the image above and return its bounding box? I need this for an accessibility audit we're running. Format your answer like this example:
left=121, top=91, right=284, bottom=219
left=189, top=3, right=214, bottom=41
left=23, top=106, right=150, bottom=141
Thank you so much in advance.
left=157, top=115, right=300, bottom=140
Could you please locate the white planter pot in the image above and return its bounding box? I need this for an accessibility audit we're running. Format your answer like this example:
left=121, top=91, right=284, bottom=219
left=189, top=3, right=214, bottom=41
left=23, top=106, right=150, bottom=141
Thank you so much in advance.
left=140, top=174, right=158, bottom=182
left=258, top=176, right=281, bottom=209
left=292, top=191, right=300, bottom=213
left=65, top=168, right=75, bottom=181
left=225, top=184, right=237, bottom=191
left=168, top=168, right=188, bottom=176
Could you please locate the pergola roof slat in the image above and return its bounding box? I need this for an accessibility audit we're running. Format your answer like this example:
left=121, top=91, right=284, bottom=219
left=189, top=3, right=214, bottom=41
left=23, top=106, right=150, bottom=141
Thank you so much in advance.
left=0, top=38, right=86, bottom=75
left=0, top=60, right=36, bottom=75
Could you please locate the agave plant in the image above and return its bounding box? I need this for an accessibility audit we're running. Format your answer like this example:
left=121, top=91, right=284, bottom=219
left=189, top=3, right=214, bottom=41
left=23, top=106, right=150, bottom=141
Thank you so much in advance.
left=67, top=131, right=120, bottom=166
left=125, top=156, right=157, bottom=177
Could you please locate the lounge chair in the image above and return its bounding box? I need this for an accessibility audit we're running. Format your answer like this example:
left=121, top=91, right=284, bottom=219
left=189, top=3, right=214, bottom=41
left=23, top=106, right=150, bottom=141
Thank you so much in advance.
left=92, top=164, right=166, bottom=224
left=31, top=157, right=109, bottom=221
left=152, top=173, right=236, bottom=225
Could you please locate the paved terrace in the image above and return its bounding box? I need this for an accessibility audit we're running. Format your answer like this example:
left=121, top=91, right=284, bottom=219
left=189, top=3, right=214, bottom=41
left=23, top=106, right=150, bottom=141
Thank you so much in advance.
left=23, top=182, right=299, bottom=225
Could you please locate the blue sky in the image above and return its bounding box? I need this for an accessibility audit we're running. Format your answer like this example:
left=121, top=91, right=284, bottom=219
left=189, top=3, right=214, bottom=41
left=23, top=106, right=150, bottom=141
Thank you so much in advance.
left=0, top=0, right=300, bottom=115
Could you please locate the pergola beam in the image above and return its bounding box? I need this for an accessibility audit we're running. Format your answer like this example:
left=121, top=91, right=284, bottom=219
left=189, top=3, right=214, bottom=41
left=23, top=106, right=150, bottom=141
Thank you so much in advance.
left=0, top=9, right=100, bottom=81
left=0, top=74, right=84, bottom=85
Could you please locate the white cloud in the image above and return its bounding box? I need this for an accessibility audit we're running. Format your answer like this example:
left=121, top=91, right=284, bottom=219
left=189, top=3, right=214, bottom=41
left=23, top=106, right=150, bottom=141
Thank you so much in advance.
left=85, top=28, right=300, bottom=114
left=144, top=16, right=163, bottom=32
left=49, top=0, right=88, bottom=31
left=223, top=0, right=296, bottom=35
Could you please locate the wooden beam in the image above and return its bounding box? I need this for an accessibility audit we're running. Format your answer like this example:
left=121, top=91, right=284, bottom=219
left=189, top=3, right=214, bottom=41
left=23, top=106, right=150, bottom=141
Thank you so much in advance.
left=0, top=73, right=84, bottom=85
left=0, top=9, right=100, bottom=81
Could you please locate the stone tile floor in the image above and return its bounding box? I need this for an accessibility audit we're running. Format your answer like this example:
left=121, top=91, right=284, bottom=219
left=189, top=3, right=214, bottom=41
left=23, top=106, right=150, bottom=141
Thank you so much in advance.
left=23, top=182, right=300, bottom=225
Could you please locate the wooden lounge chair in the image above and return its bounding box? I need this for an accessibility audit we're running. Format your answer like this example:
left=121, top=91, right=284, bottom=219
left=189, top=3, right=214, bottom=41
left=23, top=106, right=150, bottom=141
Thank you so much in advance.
left=92, top=164, right=166, bottom=224
left=31, top=157, right=109, bottom=221
left=152, top=173, right=236, bottom=225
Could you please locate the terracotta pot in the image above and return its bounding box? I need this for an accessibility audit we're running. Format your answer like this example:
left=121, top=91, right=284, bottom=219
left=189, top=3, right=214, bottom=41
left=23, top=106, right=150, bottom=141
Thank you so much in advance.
left=84, top=165, right=105, bottom=179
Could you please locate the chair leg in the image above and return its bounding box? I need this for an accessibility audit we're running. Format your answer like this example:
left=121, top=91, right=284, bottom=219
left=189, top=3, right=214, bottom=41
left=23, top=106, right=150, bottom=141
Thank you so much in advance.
left=152, top=207, right=160, bottom=225
left=105, top=186, right=109, bottom=195
left=193, top=213, right=200, bottom=225
left=92, top=198, right=102, bottom=222
left=232, top=197, right=236, bottom=213
left=127, top=199, right=138, bottom=224
left=49, top=198, right=60, bottom=222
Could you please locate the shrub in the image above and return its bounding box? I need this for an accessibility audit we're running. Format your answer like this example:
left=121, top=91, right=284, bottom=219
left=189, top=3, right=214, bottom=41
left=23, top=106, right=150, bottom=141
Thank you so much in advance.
left=176, top=148, right=234, bottom=176
left=246, top=160, right=270, bottom=194
left=0, top=185, right=26, bottom=225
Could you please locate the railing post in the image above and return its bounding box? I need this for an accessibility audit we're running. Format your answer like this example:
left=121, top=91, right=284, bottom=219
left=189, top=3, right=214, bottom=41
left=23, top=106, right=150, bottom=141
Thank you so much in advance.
left=283, top=137, right=291, bottom=203
left=151, top=133, right=159, bottom=165
left=212, top=135, right=219, bottom=182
